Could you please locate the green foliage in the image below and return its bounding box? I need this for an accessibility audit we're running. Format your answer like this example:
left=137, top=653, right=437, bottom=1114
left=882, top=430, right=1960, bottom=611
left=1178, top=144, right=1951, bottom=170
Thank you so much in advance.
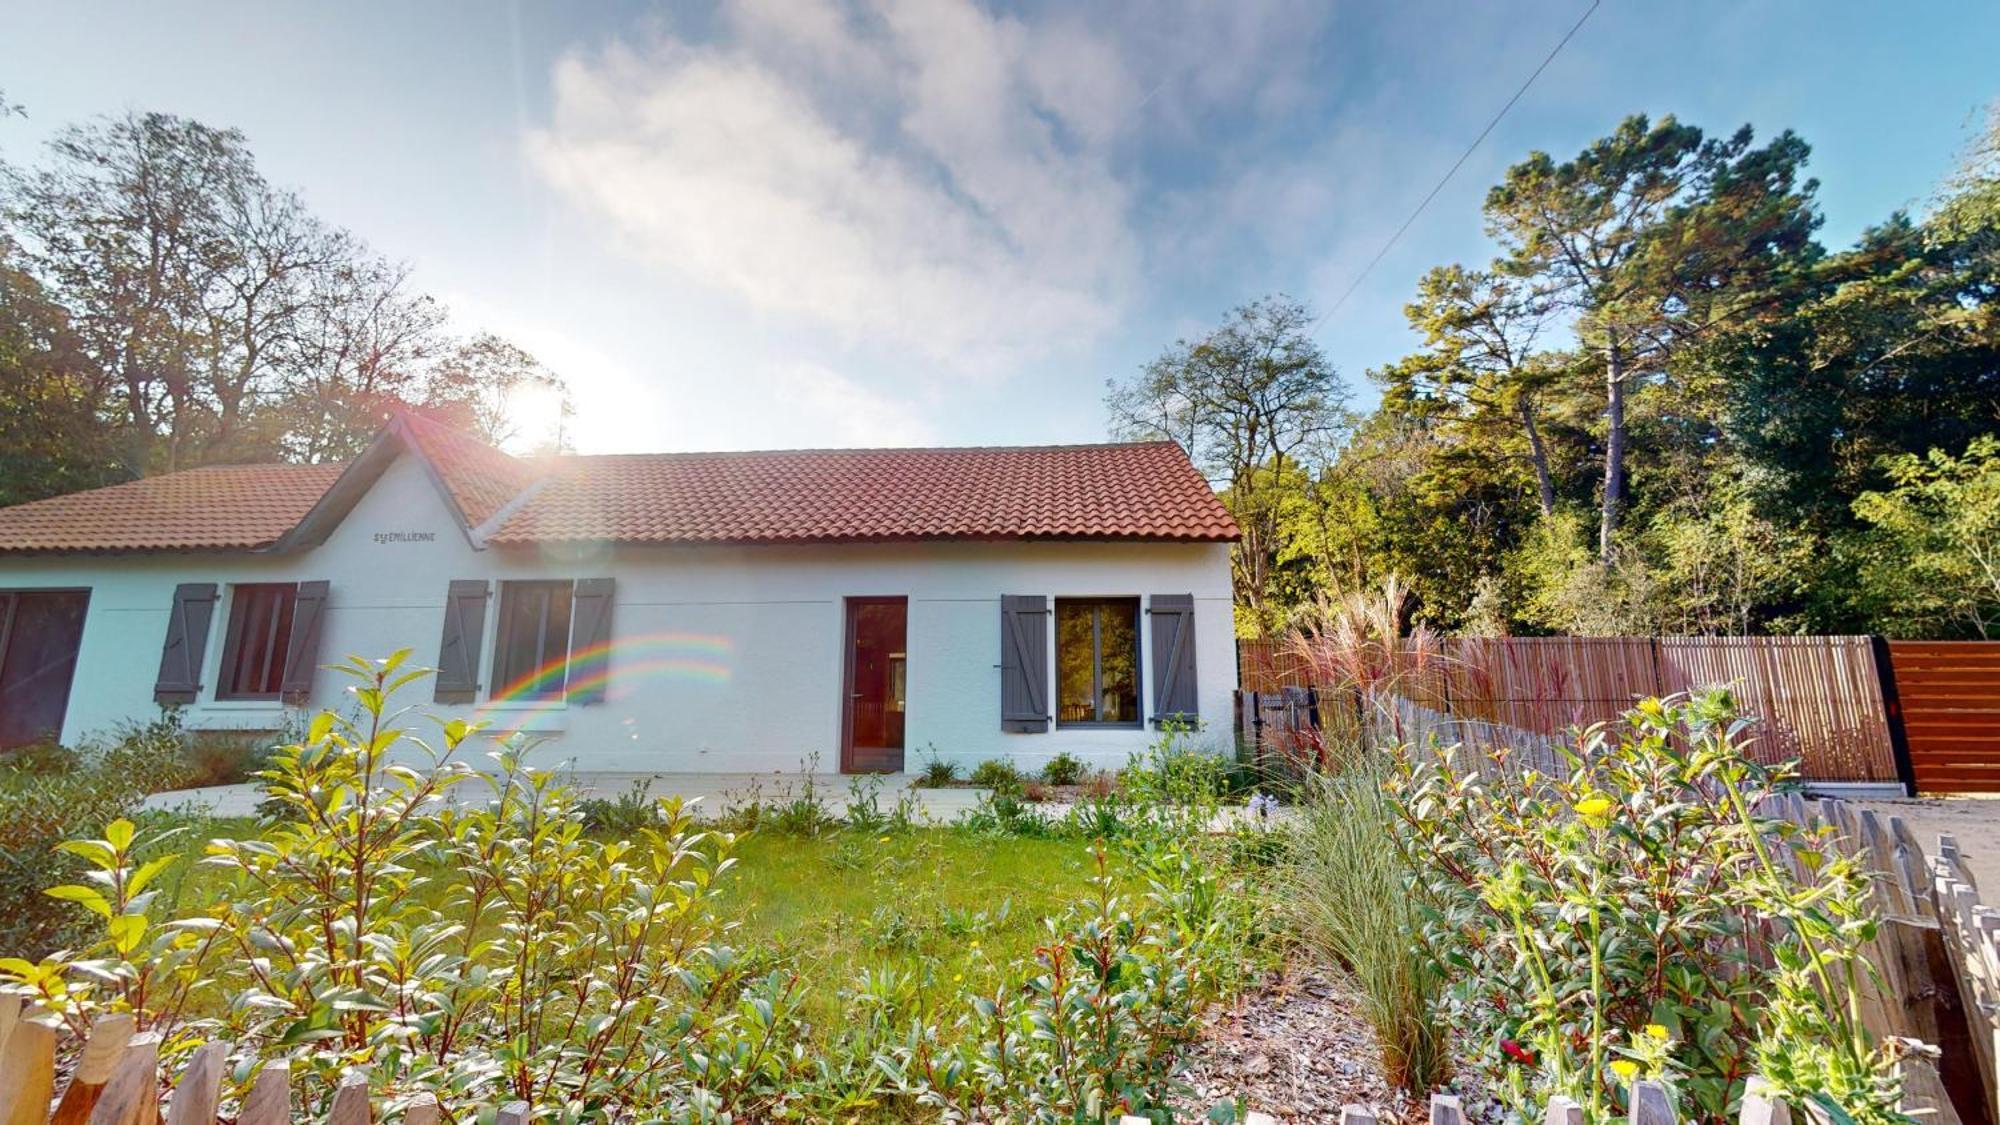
left=6, top=653, right=1269, bottom=1121
left=0, top=716, right=189, bottom=956
left=1041, top=751, right=1087, bottom=787
left=1386, top=691, right=1904, bottom=1125
left=1852, top=435, right=2000, bottom=638
left=1106, top=295, right=1349, bottom=636
left=969, top=757, right=1027, bottom=794
left=1286, top=765, right=1448, bottom=1094
left=915, top=748, right=959, bottom=787
left=573, top=779, right=667, bottom=834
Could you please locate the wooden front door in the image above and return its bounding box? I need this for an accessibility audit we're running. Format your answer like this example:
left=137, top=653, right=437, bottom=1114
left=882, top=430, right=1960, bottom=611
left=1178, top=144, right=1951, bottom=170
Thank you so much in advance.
left=842, top=597, right=907, bottom=773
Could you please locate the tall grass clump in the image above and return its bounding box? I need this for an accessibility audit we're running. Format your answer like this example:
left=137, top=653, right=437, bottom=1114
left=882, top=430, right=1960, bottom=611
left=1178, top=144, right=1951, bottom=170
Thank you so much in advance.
left=1286, top=763, right=1449, bottom=1094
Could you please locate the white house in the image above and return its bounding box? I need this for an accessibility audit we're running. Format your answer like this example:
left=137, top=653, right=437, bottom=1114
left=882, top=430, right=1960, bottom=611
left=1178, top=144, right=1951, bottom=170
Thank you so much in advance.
left=0, top=414, right=1240, bottom=775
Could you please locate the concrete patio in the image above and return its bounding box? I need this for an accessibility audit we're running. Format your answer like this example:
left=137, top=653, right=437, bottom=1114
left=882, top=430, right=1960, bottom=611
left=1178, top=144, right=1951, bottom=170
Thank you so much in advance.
left=140, top=771, right=1000, bottom=821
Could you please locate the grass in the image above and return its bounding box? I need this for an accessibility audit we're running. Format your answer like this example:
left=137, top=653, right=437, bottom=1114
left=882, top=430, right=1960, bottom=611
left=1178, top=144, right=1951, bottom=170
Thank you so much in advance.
left=713, top=830, right=1127, bottom=1032
left=121, top=810, right=1126, bottom=1041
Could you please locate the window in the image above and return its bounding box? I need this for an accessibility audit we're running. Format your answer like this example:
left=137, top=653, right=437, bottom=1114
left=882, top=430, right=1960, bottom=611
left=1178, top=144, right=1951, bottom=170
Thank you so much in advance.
left=1055, top=597, right=1140, bottom=726
left=493, top=580, right=574, bottom=700
left=217, top=583, right=298, bottom=700
left=0, top=590, right=90, bottom=749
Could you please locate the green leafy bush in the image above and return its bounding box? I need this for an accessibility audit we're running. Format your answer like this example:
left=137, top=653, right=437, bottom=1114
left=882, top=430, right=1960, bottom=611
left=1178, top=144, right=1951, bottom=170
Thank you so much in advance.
left=0, top=717, right=189, bottom=956
left=1388, top=691, right=1903, bottom=1125
left=969, top=757, right=1025, bottom=793
left=574, top=780, right=665, bottom=833
left=1041, top=751, right=1086, bottom=786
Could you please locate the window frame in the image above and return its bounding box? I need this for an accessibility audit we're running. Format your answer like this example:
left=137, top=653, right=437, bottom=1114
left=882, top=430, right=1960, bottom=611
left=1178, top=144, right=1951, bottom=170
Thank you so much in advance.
left=215, top=582, right=300, bottom=702
left=1053, top=596, right=1143, bottom=729
left=491, top=579, right=577, bottom=702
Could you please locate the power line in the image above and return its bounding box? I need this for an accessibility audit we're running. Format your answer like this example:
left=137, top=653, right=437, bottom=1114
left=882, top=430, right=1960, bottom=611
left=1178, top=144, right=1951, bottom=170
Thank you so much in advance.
left=1309, top=0, right=1601, bottom=335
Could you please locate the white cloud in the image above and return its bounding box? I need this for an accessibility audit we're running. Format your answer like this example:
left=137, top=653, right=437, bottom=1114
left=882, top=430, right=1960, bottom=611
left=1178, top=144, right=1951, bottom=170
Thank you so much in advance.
left=769, top=362, right=938, bottom=446
left=524, top=0, right=1144, bottom=369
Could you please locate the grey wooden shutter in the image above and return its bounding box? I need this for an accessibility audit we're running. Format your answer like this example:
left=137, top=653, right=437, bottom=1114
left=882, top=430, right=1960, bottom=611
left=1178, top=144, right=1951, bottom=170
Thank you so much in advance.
left=999, top=595, right=1049, bottom=732
left=434, top=580, right=490, bottom=703
left=153, top=583, right=218, bottom=705
left=567, top=578, right=615, bottom=704
left=279, top=581, right=331, bottom=704
left=1148, top=594, right=1199, bottom=725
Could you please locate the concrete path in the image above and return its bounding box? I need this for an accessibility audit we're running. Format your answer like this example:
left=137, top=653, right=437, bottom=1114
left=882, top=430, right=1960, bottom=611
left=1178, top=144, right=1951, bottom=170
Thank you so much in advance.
left=141, top=770, right=998, bottom=821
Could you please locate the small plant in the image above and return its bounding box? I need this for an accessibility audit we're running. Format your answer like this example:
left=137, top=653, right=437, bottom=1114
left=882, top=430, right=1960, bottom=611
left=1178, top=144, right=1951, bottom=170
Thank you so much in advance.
left=915, top=749, right=959, bottom=787
left=968, top=757, right=1025, bottom=794
left=1040, top=751, right=1086, bottom=787
left=842, top=774, right=921, bottom=834
left=576, top=780, right=665, bottom=833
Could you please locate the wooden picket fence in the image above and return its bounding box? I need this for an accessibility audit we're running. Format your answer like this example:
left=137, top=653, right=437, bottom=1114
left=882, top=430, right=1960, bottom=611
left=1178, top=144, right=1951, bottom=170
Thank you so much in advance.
left=1754, top=791, right=2000, bottom=1125
left=1238, top=635, right=1905, bottom=786
left=0, top=1001, right=521, bottom=1125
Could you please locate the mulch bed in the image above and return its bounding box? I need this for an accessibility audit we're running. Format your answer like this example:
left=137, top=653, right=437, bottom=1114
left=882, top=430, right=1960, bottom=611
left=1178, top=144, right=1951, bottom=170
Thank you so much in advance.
left=1169, top=967, right=1427, bottom=1124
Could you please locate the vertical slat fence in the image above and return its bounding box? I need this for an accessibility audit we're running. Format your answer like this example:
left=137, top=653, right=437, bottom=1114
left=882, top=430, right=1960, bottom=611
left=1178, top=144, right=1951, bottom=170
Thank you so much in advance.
left=1238, top=635, right=1902, bottom=785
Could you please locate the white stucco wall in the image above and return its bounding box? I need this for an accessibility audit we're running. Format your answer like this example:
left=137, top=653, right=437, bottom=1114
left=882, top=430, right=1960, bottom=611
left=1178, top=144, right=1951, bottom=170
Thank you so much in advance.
left=0, top=452, right=1238, bottom=774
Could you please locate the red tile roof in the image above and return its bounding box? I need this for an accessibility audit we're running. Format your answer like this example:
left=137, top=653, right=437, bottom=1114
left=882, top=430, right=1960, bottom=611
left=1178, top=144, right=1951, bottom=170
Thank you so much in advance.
left=0, top=464, right=348, bottom=554
left=487, top=442, right=1238, bottom=545
left=394, top=412, right=540, bottom=527
left=0, top=423, right=1238, bottom=553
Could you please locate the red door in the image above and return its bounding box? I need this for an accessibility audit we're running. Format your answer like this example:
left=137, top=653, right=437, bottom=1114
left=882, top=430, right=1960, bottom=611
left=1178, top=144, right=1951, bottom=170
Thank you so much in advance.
left=0, top=590, right=90, bottom=751
left=842, top=598, right=907, bottom=773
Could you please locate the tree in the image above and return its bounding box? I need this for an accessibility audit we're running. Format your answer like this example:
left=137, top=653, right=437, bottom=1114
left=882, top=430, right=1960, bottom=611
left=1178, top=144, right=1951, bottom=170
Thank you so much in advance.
left=1852, top=437, right=2000, bottom=639
left=1379, top=265, right=1568, bottom=517
left=0, top=234, right=124, bottom=505
left=1107, top=296, right=1347, bottom=635
left=422, top=333, right=574, bottom=453
left=0, top=109, right=572, bottom=476
left=1484, top=115, right=1820, bottom=563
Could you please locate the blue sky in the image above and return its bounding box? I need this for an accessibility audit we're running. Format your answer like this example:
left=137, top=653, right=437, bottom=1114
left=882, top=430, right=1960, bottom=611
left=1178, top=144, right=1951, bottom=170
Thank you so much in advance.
left=1, top=1, right=1994, bottom=454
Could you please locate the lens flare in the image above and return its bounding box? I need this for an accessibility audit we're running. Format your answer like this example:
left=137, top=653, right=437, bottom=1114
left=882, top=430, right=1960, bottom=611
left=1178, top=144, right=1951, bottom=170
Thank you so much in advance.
left=474, top=631, right=735, bottom=735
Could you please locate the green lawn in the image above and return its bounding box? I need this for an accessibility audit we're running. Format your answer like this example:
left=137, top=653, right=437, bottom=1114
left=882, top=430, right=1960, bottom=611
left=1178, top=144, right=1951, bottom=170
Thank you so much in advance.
left=131, top=811, right=1126, bottom=1038
left=712, top=829, right=1126, bottom=1030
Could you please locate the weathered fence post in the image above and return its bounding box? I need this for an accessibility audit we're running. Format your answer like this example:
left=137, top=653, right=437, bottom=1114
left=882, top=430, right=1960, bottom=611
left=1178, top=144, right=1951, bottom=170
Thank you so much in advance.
left=0, top=1008, right=55, bottom=1125
left=50, top=1014, right=134, bottom=1125
left=238, top=1061, right=291, bottom=1125
left=1430, top=1092, right=1465, bottom=1125
left=1630, top=1080, right=1674, bottom=1125
left=83, top=1031, right=159, bottom=1125
left=1545, top=1095, right=1584, bottom=1125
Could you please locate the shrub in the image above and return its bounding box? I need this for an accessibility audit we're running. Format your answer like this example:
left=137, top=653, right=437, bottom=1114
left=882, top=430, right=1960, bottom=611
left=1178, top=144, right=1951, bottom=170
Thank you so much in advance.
left=968, top=757, right=1025, bottom=793
left=575, top=780, right=665, bottom=834
left=0, top=717, right=189, bottom=956
left=176, top=730, right=279, bottom=788
left=1040, top=751, right=1086, bottom=786
left=1388, top=691, right=1903, bottom=1125
left=916, top=751, right=959, bottom=787
left=1286, top=766, right=1447, bottom=1094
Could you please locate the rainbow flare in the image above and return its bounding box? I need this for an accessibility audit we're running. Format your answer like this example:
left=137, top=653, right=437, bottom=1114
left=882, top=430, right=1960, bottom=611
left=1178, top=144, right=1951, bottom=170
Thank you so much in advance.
left=474, top=631, right=736, bottom=736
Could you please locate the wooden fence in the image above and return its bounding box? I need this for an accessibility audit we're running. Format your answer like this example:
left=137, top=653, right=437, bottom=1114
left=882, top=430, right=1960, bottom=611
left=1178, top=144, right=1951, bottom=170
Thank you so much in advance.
left=1760, top=792, right=1998, bottom=1125
left=1239, top=635, right=1904, bottom=785
left=1888, top=642, right=2000, bottom=793
left=0, top=1004, right=517, bottom=1125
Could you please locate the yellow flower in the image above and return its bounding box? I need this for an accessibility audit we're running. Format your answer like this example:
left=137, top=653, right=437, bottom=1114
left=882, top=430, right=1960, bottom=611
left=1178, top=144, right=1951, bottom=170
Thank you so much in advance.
left=1575, top=796, right=1615, bottom=829
left=878, top=836, right=890, bottom=843
left=1645, top=1023, right=1669, bottom=1041
left=1610, top=1060, right=1639, bottom=1081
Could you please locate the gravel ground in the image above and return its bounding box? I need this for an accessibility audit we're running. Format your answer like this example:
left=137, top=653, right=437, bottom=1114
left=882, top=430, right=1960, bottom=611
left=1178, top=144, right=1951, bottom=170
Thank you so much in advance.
left=1169, top=967, right=1426, bottom=1124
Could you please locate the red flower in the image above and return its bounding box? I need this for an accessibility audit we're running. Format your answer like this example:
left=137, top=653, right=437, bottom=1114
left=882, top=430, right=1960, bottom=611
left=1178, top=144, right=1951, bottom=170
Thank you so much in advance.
left=1501, top=1038, right=1537, bottom=1066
